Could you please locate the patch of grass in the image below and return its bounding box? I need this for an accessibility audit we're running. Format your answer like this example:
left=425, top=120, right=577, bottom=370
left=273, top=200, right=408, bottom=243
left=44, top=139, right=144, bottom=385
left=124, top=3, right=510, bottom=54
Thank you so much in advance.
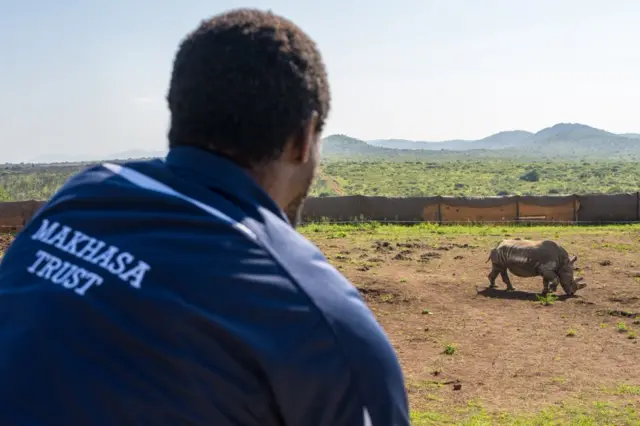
left=410, top=401, right=640, bottom=425
left=613, top=383, right=640, bottom=396
left=379, top=293, right=395, bottom=303
left=443, top=344, right=456, bottom=355
left=299, top=222, right=640, bottom=240
left=537, top=293, right=559, bottom=306
left=599, top=242, right=637, bottom=252
left=566, top=329, right=577, bottom=337
left=617, top=321, right=628, bottom=333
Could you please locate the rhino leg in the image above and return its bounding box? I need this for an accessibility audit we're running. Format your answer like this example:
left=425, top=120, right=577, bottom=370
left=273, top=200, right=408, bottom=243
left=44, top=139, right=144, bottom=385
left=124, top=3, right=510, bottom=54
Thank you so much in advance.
left=487, top=266, right=501, bottom=288
left=500, top=270, right=515, bottom=291
left=540, top=271, right=559, bottom=294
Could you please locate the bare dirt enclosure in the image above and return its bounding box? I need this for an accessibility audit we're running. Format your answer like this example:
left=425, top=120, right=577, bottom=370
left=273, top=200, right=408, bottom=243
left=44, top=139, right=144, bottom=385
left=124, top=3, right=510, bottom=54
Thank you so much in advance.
left=300, top=223, right=640, bottom=425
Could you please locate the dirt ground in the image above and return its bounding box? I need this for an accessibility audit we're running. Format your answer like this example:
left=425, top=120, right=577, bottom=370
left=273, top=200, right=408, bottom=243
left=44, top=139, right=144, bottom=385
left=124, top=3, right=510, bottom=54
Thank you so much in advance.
left=307, top=225, right=640, bottom=418
left=0, top=234, right=12, bottom=254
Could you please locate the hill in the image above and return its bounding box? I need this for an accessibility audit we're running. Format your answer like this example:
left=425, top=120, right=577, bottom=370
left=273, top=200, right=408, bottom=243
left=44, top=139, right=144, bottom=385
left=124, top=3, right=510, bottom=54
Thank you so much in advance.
left=321, top=134, right=500, bottom=161
left=368, top=130, right=533, bottom=150
left=326, top=123, right=640, bottom=161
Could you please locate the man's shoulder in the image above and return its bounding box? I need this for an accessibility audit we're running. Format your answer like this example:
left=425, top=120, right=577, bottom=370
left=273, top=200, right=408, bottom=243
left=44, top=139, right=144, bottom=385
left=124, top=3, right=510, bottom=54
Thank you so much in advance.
left=255, top=211, right=370, bottom=323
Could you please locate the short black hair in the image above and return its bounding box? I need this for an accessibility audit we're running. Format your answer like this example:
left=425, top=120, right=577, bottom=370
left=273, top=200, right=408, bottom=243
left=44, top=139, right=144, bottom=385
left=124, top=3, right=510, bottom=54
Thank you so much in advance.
left=167, top=8, right=331, bottom=167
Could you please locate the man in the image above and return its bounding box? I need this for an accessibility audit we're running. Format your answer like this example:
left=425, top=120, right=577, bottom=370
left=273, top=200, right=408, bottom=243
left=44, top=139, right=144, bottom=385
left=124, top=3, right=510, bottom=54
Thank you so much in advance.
left=0, top=8, right=409, bottom=426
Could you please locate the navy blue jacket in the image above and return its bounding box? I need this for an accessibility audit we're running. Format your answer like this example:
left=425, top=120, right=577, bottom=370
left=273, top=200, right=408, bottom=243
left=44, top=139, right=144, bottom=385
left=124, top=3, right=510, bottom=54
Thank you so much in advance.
left=0, top=146, right=409, bottom=426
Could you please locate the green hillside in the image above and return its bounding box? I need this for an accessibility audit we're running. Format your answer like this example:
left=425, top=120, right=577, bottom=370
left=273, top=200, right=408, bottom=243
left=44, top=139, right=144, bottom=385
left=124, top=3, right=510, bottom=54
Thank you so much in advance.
left=310, top=160, right=640, bottom=197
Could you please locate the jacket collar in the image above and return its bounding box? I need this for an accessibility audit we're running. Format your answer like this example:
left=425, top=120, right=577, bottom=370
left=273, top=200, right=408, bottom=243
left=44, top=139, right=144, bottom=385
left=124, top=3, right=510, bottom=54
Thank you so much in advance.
left=164, top=146, right=288, bottom=223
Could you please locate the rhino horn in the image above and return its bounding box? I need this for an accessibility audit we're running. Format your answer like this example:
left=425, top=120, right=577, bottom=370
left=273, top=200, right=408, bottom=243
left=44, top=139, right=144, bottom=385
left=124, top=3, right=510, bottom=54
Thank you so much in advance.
left=569, top=255, right=577, bottom=264
left=574, top=276, right=584, bottom=282
left=577, top=282, right=587, bottom=290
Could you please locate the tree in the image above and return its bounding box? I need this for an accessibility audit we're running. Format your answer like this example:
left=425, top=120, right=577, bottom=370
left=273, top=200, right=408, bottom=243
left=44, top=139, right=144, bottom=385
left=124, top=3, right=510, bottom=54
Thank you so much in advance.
left=519, top=170, right=540, bottom=182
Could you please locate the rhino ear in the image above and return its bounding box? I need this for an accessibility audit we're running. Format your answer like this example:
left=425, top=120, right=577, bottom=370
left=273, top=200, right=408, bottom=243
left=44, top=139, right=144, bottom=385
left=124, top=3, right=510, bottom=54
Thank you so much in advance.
left=569, top=255, right=577, bottom=264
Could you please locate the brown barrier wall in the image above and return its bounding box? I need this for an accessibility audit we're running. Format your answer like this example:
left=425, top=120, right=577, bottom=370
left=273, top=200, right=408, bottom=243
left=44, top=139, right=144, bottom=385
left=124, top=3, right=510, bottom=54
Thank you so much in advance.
left=576, top=193, right=639, bottom=222
left=0, top=193, right=638, bottom=232
left=301, top=193, right=639, bottom=224
left=439, top=196, right=518, bottom=222
left=0, top=200, right=45, bottom=231
left=518, top=195, right=578, bottom=222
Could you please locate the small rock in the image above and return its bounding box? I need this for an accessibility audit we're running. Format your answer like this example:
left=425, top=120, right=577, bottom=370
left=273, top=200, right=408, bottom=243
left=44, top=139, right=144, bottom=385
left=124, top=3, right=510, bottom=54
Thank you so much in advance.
left=600, top=260, right=612, bottom=266
left=453, top=383, right=462, bottom=391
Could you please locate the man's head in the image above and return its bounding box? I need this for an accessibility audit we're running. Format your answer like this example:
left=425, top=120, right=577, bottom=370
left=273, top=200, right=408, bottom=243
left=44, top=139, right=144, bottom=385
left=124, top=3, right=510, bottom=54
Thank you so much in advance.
left=167, top=9, right=330, bottom=227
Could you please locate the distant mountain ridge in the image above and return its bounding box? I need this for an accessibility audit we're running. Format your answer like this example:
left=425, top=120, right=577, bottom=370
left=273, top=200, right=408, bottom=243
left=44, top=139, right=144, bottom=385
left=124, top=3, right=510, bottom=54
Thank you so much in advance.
left=324, top=123, right=640, bottom=161
left=368, top=130, right=534, bottom=150
left=367, top=123, right=640, bottom=151
left=25, top=123, right=640, bottom=164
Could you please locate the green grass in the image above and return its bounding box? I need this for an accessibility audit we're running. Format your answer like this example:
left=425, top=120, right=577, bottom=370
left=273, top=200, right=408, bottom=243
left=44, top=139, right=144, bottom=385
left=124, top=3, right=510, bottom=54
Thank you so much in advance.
left=410, top=401, right=640, bottom=425
left=299, top=221, right=640, bottom=240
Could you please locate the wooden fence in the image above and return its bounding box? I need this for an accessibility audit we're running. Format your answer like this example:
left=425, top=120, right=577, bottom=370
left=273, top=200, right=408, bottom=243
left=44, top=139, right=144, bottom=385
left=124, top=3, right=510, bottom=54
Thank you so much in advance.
left=0, top=192, right=638, bottom=233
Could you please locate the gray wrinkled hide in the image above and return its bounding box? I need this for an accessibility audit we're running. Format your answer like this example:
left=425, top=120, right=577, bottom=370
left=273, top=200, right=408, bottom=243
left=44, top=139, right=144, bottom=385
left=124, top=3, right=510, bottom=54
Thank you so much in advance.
left=486, top=239, right=586, bottom=295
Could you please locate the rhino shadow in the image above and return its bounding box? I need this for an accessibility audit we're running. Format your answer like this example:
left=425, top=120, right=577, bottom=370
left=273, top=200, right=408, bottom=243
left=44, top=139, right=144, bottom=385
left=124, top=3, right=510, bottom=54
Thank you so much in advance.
left=475, top=287, right=575, bottom=302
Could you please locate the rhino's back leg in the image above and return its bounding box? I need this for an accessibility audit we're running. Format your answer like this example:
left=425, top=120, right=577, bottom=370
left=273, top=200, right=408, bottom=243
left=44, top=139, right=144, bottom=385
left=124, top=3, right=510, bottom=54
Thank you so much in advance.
left=487, top=248, right=502, bottom=288
left=500, top=270, right=515, bottom=291
left=488, top=265, right=501, bottom=288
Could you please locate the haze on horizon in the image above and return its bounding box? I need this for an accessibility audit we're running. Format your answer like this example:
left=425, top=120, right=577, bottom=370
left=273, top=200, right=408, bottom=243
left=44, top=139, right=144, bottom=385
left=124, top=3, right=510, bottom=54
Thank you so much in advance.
left=1, top=0, right=639, bottom=163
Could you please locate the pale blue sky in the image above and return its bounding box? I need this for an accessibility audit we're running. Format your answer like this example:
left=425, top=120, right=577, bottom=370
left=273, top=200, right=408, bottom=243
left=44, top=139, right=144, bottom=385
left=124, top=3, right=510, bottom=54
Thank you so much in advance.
left=1, top=0, right=639, bottom=162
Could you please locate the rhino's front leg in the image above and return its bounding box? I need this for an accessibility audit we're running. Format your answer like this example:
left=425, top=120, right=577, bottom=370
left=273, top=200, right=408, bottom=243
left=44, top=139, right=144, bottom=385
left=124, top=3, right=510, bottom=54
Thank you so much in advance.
left=542, top=278, right=550, bottom=294
left=500, top=271, right=515, bottom=291
left=541, top=270, right=559, bottom=294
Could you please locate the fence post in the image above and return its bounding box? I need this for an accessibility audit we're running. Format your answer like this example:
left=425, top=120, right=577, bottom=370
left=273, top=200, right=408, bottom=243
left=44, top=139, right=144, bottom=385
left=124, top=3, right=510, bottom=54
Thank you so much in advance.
left=437, top=196, right=443, bottom=224
left=572, top=195, right=578, bottom=223
left=515, top=195, right=520, bottom=223
left=636, top=192, right=640, bottom=222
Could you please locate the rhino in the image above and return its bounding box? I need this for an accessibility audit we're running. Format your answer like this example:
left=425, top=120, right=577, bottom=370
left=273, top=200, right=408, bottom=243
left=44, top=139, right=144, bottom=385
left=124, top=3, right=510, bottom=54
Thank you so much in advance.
left=486, top=239, right=587, bottom=295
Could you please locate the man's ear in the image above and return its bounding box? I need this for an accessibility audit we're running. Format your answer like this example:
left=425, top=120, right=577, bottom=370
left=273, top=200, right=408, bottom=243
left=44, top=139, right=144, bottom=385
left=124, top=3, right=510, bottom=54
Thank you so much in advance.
left=289, top=112, right=319, bottom=164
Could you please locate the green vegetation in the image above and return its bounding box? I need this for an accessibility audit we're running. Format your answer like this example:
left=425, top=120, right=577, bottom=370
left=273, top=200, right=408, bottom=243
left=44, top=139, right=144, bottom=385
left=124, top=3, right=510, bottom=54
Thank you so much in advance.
left=443, top=344, right=456, bottom=355
left=410, top=401, right=639, bottom=425
left=4, top=158, right=639, bottom=201
left=0, top=162, right=112, bottom=201
left=298, top=221, right=640, bottom=241
left=311, top=160, right=640, bottom=197
left=0, top=185, right=11, bottom=201
left=537, top=293, right=559, bottom=306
